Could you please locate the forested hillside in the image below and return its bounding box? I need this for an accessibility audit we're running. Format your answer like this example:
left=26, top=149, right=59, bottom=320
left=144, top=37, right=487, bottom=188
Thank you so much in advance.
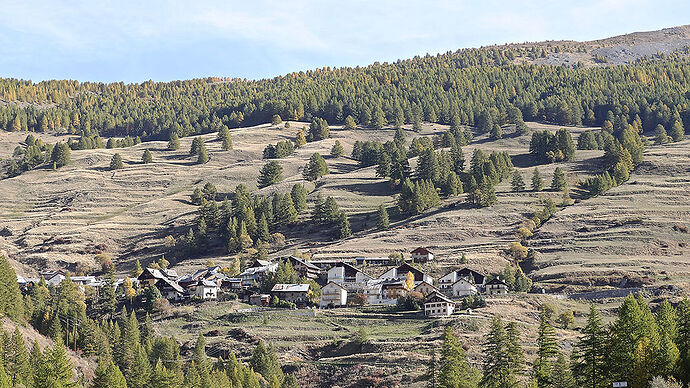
left=1, top=48, right=689, bottom=141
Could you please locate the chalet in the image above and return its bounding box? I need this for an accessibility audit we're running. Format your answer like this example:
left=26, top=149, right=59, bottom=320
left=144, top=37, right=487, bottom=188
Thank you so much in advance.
left=485, top=277, right=509, bottom=295
left=239, top=260, right=278, bottom=288
left=327, top=262, right=373, bottom=292
left=424, top=291, right=456, bottom=317
left=379, top=263, right=433, bottom=285
left=355, top=257, right=390, bottom=266
left=449, top=278, right=478, bottom=298
left=438, top=268, right=487, bottom=292
left=310, top=259, right=351, bottom=270
left=381, top=280, right=407, bottom=302
left=157, top=277, right=185, bottom=300
left=412, top=280, right=438, bottom=296
left=320, top=281, right=348, bottom=308
left=194, top=280, right=218, bottom=300
left=270, top=283, right=311, bottom=304
left=282, top=256, right=320, bottom=280
left=220, top=277, right=243, bottom=291
left=410, top=247, right=434, bottom=263
left=137, top=267, right=184, bottom=300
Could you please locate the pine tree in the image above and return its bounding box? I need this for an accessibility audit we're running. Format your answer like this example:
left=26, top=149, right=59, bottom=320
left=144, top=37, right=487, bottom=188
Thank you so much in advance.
left=670, top=120, right=685, bottom=142
left=654, top=124, right=670, bottom=145
left=93, top=360, right=127, bottom=388
left=533, top=314, right=559, bottom=387
left=303, top=153, right=329, bottom=181
left=5, top=328, right=31, bottom=387
left=371, top=106, right=387, bottom=129
left=511, top=171, right=525, bottom=192
left=197, top=142, right=209, bottom=164
left=142, top=149, right=153, bottom=164
left=167, top=132, right=180, bottom=150
left=331, top=140, right=344, bottom=157
left=312, top=194, right=325, bottom=223
left=250, top=341, right=283, bottom=383
left=308, top=118, right=330, bottom=141
left=344, top=115, right=357, bottom=130
left=110, top=153, right=124, bottom=170
left=437, top=327, right=478, bottom=388
left=258, top=161, right=283, bottom=188
left=128, top=344, right=152, bottom=388
left=50, top=142, right=71, bottom=168
left=572, top=305, right=606, bottom=388
left=490, top=124, right=503, bottom=140
left=481, top=316, right=516, bottom=388
left=376, top=204, right=390, bottom=230
left=532, top=168, right=543, bottom=191
left=0, top=255, right=24, bottom=320
left=550, top=353, right=576, bottom=388
left=257, top=214, right=271, bottom=242
left=337, top=212, right=352, bottom=239
left=551, top=167, right=567, bottom=192
left=132, top=259, right=143, bottom=277
left=505, top=322, right=525, bottom=379
left=295, top=130, right=307, bottom=147
left=33, top=342, right=75, bottom=388
left=290, top=184, right=307, bottom=212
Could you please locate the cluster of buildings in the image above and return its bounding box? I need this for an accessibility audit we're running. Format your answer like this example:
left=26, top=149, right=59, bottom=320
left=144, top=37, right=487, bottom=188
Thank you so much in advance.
left=17, top=247, right=510, bottom=318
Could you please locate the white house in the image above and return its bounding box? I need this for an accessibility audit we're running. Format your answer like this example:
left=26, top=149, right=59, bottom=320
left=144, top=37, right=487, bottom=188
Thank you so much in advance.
left=424, top=291, right=456, bottom=317
left=450, top=278, right=478, bottom=298
left=327, top=262, right=373, bottom=292
left=195, top=279, right=218, bottom=300
left=320, top=281, right=348, bottom=308
left=362, top=282, right=384, bottom=305
left=410, top=247, right=434, bottom=263
left=379, top=263, right=433, bottom=286
left=438, top=268, right=487, bottom=292
left=270, top=283, right=311, bottom=304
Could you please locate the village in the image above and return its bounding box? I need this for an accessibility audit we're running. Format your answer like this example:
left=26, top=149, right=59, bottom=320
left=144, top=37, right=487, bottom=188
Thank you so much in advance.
left=16, top=247, right=510, bottom=318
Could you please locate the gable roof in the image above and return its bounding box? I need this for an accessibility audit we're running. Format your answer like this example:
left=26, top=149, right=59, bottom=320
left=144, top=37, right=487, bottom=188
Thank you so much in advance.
left=396, top=263, right=426, bottom=279
left=487, top=277, right=507, bottom=286
left=285, top=256, right=320, bottom=271
left=155, top=277, right=184, bottom=293
left=324, top=281, right=348, bottom=291
left=425, top=291, right=454, bottom=304
left=457, top=268, right=486, bottom=284
left=411, top=247, right=432, bottom=255
left=413, top=281, right=438, bottom=292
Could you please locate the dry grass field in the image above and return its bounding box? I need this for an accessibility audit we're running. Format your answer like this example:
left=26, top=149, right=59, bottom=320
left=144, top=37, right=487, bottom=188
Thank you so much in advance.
left=1, top=121, right=688, bottom=294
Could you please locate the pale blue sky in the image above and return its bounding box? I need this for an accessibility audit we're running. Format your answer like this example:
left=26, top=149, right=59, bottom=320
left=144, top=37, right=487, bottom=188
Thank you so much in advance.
left=1, top=0, right=688, bottom=82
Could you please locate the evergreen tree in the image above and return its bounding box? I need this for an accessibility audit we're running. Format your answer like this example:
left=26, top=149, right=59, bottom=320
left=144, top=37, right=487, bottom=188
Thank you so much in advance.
left=197, top=142, right=209, bottom=164
left=670, top=121, right=685, bottom=142
left=511, top=171, right=525, bottom=192
left=572, top=305, right=607, bottom=388
left=308, top=118, right=330, bottom=141
left=217, top=126, right=233, bottom=150
left=551, top=353, right=576, bottom=388
left=337, top=212, right=352, bottom=239
left=371, top=106, right=387, bottom=129
left=505, top=322, right=525, bottom=379
left=654, top=125, right=670, bottom=145
left=295, top=130, right=307, bottom=147
left=331, top=140, right=344, bottom=157
left=142, top=149, right=153, bottom=164
left=490, top=124, right=503, bottom=140
left=0, top=255, right=24, bottom=320
left=480, top=316, right=516, bottom=388
left=290, top=183, right=307, bottom=212
left=376, top=204, right=390, bottom=230
left=33, top=343, right=75, bottom=388
left=532, top=168, right=543, bottom=191
left=258, top=161, right=283, bottom=188
left=5, top=328, right=31, bottom=387
left=110, top=153, right=124, bottom=170
left=438, top=327, right=478, bottom=388
left=128, top=344, right=152, bottom=388
left=303, top=153, right=329, bottom=181
left=551, top=167, right=567, bottom=192
left=344, top=115, right=357, bottom=130
left=50, top=142, right=71, bottom=168
left=93, top=360, right=127, bottom=388
left=312, top=194, right=325, bottom=223
left=533, top=314, right=559, bottom=387
left=250, top=341, right=283, bottom=383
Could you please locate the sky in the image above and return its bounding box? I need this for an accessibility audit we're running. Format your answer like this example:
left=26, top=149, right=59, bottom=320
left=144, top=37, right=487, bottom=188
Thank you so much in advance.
left=1, top=0, right=689, bottom=83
